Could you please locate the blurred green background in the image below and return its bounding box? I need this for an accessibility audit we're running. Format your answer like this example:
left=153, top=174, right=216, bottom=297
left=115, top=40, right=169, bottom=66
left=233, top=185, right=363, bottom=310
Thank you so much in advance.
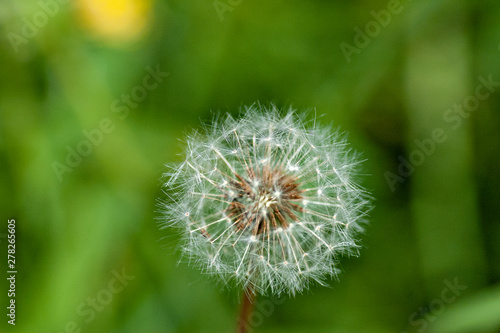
left=1, top=0, right=500, bottom=332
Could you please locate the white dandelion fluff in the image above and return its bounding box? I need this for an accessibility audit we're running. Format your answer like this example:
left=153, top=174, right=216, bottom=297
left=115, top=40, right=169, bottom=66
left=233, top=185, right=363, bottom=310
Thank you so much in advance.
left=159, top=104, right=371, bottom=296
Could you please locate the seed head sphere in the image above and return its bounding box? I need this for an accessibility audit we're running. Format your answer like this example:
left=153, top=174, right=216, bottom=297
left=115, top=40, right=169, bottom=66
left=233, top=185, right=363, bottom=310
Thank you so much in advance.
left=160, top=105, right=371, bottom=296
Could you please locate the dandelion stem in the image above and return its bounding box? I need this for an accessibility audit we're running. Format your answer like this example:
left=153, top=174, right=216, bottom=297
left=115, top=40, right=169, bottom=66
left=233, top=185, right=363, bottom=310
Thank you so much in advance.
left=236, top=286, right=256, bottom=333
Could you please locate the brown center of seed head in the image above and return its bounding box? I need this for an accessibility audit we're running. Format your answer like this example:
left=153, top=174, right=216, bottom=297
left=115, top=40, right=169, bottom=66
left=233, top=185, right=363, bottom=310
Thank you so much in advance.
left=226, top=165, right=304, bottom=236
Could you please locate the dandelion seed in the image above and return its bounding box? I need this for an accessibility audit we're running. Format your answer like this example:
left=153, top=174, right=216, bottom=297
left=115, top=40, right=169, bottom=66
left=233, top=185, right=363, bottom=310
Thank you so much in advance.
left=159, top=104, right=371, bottom=299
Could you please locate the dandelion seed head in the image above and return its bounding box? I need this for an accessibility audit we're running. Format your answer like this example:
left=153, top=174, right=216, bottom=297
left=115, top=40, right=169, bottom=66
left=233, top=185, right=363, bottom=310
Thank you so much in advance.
left=159, top=104, right=371, bottom=296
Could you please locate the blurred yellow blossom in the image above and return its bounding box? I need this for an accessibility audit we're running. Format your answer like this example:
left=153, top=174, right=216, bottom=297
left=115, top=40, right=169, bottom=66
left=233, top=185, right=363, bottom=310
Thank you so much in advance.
left=77, top=0, right=152, bottom=44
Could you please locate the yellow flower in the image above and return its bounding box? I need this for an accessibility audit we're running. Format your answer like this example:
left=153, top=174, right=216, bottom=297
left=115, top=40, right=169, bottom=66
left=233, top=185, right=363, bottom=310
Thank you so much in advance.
left=77, top=0, right=152, bottom=44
